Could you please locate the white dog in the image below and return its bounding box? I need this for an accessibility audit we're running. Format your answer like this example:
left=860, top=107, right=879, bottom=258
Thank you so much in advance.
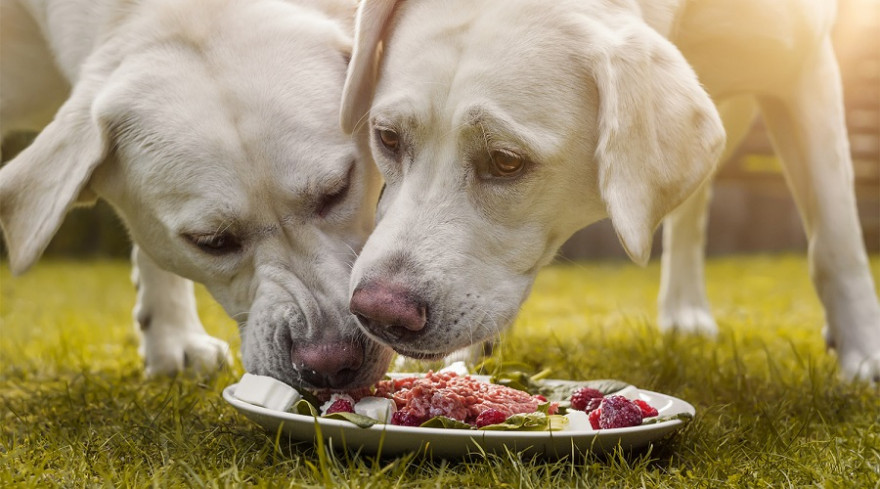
left=340, top=0, right=880, bottom=381
left=0, top=0, right=395, bottom=389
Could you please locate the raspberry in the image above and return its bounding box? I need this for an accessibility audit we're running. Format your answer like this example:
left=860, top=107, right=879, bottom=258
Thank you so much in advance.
left=325, top=399, right=354, bottom=414
left=598, top=395, right=643, bottom=429
left=589, top=409, right=601, bottom=429
left=475, top=409, right=508, bottom=428
left=570, top=387, right=604, bottom=412
left=634, top=399, right=658, bottom=418
left=390, top=411, right=426, bottom=427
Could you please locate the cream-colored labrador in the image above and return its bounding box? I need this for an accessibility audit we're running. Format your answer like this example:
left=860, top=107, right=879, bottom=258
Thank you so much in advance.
left=341, top=0, right=880, bottom=381
left=0, top=0, right=394, bottom=389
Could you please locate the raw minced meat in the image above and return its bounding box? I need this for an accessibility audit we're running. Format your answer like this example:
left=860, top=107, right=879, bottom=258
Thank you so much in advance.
left=373, top=371, right=557, bottom=425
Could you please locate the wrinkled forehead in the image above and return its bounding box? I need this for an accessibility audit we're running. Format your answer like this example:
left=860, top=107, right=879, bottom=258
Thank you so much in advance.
left=375, top=0, right=593, bottom=138
left=108, top=39, right=355, bottom=185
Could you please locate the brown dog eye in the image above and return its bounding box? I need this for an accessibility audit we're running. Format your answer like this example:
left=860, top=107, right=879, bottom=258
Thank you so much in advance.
left=490, top=150, right=525, bottom=177
left=377, top=128, right=400, bottom=153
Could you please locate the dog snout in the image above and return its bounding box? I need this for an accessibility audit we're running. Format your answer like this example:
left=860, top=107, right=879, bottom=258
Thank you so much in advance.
left=350, top=280, right=427, bottom=341
left=290, top=341, right=364, bottom=389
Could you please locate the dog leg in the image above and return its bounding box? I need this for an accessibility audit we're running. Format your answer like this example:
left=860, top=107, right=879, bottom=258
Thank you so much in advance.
left=758, top=40, right=880, bottom=381
left=0, top=0, right=69, bottom=138
left=131, top=246, right=232, bottom=377
left=659, top=97, right=758, bottom=335
left=658, top=183, right=717, bottom=335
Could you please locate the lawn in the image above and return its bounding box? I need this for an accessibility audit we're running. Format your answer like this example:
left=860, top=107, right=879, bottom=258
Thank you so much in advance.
left=1, top=254, right=879, bottom=488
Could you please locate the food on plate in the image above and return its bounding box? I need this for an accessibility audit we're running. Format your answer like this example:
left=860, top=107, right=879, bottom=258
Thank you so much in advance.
left=323, top=396, right=355, bottom=415
left=568, top=386, right=660, bottom=429
left=592, top=395, right=644, bottom=429
left=375, top=371, right=558, bottom=427
left=231, top=364, right=671, bottom=431
left=317, top=393, right=398, bottom=423
left=234, top=373, right=302, bottom=411
left=564, top=409, right=593, bottom=431
left=570, top=387, right=604, bottom=412
left=353, top=396, right=397, bottom=423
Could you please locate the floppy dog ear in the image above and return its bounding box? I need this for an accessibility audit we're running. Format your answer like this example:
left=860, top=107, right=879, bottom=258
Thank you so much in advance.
left=591, top=21, right=725, bottom=266
left=340, top=0, right=402, bottom=134
left=0, top=80, right=110, bottom=275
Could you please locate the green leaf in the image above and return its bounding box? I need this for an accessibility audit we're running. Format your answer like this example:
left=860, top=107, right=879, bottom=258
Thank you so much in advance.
left=296, top=388, right=322, bottom=408
left=419, top=416, right=474, bottom=430
left=641, top=412, right=695, bottom=425
left=588, top=379, right=633, bottom=395
left=291, top=399, right=319, bottom=416
left=535, top=379, right=633, bottom=401
left=322, top=412, right=379, bottom=428
left=547, top=415, right=569, bottom=431
left=479, top=412, right=549, bottom=431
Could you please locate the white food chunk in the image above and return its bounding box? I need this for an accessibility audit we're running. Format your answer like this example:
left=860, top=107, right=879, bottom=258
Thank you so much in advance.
left=234, top=373, right=301, bottom=411
left=354, top=396, right=397, bottom=423
left=469, top=375, right=492, bottom=384
left=564, top=410, right=595, bottom=431
left=437, top=361, right=469, bottom=376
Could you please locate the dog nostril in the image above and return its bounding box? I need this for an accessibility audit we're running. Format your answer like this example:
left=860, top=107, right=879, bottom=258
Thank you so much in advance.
left=350, top=280, right=428, bottom=334
left=299, top=368, right=330, bottom=389
left=291, top=341, right=365, bottom=389
left=331, top=368, right=358, bottom=388
left=408, top=305, right=427, bottom=332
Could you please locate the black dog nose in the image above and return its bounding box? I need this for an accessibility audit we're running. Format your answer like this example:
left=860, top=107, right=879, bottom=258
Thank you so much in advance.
left=350, top=280, right=427, bottom=341
left=290, top=341, right=364, bottom=389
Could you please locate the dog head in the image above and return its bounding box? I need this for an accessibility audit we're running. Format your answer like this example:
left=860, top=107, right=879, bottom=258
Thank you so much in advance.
left=0, top=0, right=394, bottom=388
left=340, top=0, right=725, bottom=359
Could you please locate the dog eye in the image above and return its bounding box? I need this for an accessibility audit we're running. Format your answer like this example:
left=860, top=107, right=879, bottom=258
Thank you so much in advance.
left=316, top=180, right=350, bottom=218
left=376, top=128, right=400, bottom=154
left=489, top=150, right=526, bottom=177
left=316, top=164, right=354, bottom=218
left=186, top=233, right=242, bottom=255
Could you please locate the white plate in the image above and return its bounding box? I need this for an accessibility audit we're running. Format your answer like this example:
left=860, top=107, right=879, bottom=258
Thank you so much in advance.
left=223, top=379, right=695, bottom=458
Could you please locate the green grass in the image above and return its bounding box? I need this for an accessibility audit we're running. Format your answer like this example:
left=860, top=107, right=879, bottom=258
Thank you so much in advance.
left=2, top=254, right=879, bottom=488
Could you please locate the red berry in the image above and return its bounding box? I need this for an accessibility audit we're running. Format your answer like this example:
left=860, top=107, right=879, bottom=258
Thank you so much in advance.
left=570, top=387, right=604, bottom=412
left=534, top=394, right=548, bottom=403
left=598, top=395, right=643, bottom=429
left=634, top=399, right=658, bottom=418
left=390, top=411, right=426, bottom=427
left=475, top=409, right=508, bottom=428
left=589, top=409, right=601, bottom=429
left=325, top=399, right=354, bottom=414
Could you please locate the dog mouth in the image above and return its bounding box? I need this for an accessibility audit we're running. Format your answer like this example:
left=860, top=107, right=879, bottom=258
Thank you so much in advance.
left=389, top=345, right=449, bottom=361
left=356, top=324, right=451, bottom=361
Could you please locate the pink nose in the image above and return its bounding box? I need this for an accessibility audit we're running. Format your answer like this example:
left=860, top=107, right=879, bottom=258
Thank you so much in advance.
left=290, top=341, right=363, bottom=388
left=350, top=280, right=427, bottom=339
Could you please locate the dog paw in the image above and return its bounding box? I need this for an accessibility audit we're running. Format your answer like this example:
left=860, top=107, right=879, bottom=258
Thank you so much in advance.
left=824, top=310, right=880, bottom=382
left=658, top=306, right=718, bottom=336
left=829, top=330, right=880, bottom=383
left=142, top=331, right=232, bottom=377
left=836, top=350, right=880, bottom=383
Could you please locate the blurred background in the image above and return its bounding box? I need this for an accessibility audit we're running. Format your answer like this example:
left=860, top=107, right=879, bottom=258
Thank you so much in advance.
left=1, top=0, right=878, bottom=262
left=562, top=0, right=880, bottom=260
